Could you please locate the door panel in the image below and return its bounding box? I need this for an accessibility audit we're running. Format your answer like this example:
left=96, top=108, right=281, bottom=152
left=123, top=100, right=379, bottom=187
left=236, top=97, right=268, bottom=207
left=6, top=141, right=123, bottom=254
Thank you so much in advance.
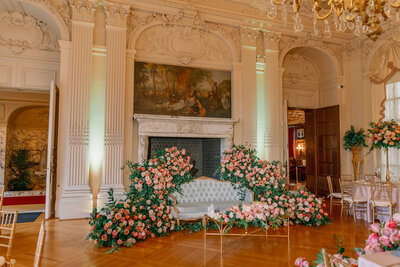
left=315, top=105, right=340, bottom=195
left=305, top=109, right=317, bottom=194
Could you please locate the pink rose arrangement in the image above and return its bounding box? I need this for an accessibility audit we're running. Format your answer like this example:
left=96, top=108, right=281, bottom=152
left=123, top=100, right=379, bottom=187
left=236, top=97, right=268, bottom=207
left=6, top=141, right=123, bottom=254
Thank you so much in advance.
left=212, top=202, right=289, bottom=230
left=292, top=189, right=330, bottom=227
left=368, top=120, right=400, bottom=150
left=88, top=147, right=194, bottom=250
left=356, top=219, right=400, bottom=254
left=218, top=145, right=286, bottom=201
left=218, top=145, right=330, bottom=227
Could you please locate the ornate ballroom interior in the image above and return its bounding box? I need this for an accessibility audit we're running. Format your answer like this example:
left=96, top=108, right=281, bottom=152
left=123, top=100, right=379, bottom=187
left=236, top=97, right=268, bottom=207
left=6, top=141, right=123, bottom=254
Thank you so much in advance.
left=1, top=0, right=400, bottom=266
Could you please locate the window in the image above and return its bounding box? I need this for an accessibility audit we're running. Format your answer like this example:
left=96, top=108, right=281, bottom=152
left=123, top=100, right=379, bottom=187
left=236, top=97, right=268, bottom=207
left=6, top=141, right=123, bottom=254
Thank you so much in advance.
left=382, top=72, right=400, bottom=181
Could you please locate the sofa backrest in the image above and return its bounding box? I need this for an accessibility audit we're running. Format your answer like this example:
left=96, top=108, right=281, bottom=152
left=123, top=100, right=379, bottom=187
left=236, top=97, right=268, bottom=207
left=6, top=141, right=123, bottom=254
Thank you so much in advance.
left=173, top=176, right=253, bottom=203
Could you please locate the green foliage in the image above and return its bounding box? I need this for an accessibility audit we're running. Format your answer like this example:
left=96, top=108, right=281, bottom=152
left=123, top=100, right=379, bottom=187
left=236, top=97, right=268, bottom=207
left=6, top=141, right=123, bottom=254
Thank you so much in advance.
left=7, top=149, right=33, bottom=191
left=343, top=125, right=367, bottom=150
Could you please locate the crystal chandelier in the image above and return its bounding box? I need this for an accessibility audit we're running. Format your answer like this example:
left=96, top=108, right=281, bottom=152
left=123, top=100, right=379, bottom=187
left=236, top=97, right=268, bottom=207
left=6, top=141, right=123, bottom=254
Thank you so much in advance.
left=262, top=0, right=400, bottom=40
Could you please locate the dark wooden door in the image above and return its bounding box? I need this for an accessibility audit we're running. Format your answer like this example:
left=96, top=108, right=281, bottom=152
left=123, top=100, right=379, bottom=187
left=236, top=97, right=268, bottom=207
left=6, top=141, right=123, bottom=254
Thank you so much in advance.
left=315, top=105, right=341, bottom=195
left=305, top=109, right=317, bottom=194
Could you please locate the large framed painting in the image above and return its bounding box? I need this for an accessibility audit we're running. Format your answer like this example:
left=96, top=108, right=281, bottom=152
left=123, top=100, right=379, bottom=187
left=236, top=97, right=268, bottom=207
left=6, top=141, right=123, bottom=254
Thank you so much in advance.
left=134, top=61, right=232, bottom=118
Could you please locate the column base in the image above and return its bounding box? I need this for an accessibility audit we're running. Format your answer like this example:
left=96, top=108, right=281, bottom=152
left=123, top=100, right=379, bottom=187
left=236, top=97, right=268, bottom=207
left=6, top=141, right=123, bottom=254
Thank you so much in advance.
left=98, top=184, right=126, bottom=209
left=58, top=187, right=93, bottom=219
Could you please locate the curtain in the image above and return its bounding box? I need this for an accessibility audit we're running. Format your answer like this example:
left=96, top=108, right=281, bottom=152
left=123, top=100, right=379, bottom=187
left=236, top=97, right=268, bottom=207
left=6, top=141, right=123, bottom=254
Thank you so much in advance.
left=370, top=35, right=400, bottom=84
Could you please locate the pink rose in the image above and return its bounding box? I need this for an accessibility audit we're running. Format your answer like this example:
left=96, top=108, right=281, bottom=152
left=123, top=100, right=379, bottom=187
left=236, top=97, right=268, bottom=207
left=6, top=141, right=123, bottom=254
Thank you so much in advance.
left=294, top=257, right=309, bottom=267
left=367, top=233, right=379, bottom=246
left=379, top=235, right=391, bottom=246
left=117, top=239, right=123, bottom=245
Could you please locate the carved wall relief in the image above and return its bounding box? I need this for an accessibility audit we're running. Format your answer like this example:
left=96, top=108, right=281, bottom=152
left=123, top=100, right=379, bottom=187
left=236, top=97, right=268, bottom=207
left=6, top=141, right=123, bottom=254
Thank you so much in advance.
left=0, top=11, right=59, bottom=54
left=283, top=53, right=319, bottom=84
left=135, top=24, right=231, bottom=64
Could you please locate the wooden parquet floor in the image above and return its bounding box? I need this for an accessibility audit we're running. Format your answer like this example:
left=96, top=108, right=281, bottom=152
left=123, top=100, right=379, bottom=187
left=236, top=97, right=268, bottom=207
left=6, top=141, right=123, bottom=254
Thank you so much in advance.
left=3, top=208, right=370, bottom=267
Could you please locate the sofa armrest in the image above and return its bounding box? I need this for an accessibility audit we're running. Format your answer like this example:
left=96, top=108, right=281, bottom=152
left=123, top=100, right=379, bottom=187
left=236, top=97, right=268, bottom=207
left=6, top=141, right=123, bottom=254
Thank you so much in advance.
left=169, top=194, right=180, bottom=221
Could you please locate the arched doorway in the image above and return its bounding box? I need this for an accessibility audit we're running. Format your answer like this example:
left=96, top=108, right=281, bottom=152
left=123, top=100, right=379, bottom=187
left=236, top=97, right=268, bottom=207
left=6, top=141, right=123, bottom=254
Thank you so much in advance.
left=0, top=0, right=68, bottom=219
left=282, top=46, right=340, bottom=195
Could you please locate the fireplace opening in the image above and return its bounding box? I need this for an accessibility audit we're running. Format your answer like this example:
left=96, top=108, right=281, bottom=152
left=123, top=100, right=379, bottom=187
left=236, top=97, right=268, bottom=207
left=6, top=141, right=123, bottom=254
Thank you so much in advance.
left=148, top=137, right=221, bottom=179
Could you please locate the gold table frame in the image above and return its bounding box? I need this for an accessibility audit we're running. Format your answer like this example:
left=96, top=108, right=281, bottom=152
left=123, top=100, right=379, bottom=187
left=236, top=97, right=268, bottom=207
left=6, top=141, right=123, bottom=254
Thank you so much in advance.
left=202, top=214, right=290, bottom=255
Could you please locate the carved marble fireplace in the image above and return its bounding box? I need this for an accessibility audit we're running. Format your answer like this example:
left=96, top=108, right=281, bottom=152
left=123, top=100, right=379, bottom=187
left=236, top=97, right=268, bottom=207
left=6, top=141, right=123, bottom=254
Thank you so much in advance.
left=133, top=114, right=238, bottom=165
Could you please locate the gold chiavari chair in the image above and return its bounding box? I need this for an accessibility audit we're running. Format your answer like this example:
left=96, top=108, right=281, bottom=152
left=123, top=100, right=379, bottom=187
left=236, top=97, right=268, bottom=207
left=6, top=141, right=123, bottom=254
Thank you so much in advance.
left=341, top=174, right=353, bottom=182
left=322, top=248, right=353, bottom=267
left=327, top=176, right=344, bottom=216
left=0, top=211, right=18, bottom=265
left=341, top=180, right=368, bottom=222
left=339, top=179, right=351, bottom=217
left=34, top=221, right=46, bottom=267
left=371, top=183, right=396, bottom=221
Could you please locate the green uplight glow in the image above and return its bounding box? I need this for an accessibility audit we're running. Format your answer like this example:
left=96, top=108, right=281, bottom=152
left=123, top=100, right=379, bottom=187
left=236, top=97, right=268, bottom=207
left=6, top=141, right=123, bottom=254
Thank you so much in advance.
left=89, top=54, right=106, bottom=172
left=256, top=62, right=266, bottom=160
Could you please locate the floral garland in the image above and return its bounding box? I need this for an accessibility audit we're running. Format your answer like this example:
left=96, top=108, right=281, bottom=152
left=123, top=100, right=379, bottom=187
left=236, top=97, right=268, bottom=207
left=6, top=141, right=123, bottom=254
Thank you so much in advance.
left=210, top=202, right=289, bottom=231
left=218, top=145, right=330, bottom=227
left=217, top=145, right=286, bottom=201
left=87, top=147, right=194, bottom=249
left=292, top=189, right=330, bottom=227
left=368, top=120, right=400, bottom=150
left=88, top=145, right=331, bottom=250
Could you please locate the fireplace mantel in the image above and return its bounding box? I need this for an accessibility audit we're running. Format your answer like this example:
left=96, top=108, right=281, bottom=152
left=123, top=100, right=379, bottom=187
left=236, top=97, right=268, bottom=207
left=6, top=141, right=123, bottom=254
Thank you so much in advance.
left=133, top=114, right=238, bottom=162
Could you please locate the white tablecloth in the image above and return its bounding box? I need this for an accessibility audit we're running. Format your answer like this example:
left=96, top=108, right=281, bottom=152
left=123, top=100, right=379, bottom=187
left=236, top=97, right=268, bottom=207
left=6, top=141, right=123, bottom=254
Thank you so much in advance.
left=353, top=182, right=400, bottom=222
left=358, top=251, right=400, bottom=267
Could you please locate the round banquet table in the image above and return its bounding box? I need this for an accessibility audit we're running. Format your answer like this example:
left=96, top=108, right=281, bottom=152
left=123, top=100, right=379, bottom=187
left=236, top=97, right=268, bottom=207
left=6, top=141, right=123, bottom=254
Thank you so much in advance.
left=353, top=181, right=400, bottom=222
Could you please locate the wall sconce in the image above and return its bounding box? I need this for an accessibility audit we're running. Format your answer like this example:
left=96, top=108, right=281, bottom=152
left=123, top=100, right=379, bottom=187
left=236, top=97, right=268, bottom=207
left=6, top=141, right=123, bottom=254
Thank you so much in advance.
left=296, top=143, right=304, bottom=151
left=296, top=143, right=304, bottom=157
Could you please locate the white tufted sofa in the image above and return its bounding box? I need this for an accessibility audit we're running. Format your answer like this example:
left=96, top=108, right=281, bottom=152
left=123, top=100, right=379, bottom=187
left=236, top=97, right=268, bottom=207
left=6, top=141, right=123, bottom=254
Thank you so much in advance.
left=170, top=176, right=254, bottom=225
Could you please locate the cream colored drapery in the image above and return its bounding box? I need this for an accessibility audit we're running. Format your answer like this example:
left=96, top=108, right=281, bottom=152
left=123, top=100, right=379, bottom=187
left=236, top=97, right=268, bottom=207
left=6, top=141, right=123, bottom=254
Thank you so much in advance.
left=370, top=35, right=400, bottom=83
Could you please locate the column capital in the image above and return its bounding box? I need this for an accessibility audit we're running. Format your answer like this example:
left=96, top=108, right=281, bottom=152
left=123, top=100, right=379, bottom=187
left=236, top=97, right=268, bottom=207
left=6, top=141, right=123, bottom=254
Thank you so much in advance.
left=262, top=30, right=281, bottom=51
left=104, top=1, right=130, bottom=28
left=240, top=26, right=259, bottom=47
left=69, top=0, right=97, bottom=23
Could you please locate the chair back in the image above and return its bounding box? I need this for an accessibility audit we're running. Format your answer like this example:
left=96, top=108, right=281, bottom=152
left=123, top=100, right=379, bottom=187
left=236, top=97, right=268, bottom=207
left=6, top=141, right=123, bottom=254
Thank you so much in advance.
left=322, top=248, right=353, bottom=267
left=0, top=210, right=18, bottom=262
left=327, top=176, right=334, bottom=195
left=34, top=221, right=46, bottom=267
left=339, top=179, right=353, bottom=198
left=371, top=183, right=393, bottom=204
left=341, top=174, right=353, bottom=182
left=0, top=186, right=4, bottom=211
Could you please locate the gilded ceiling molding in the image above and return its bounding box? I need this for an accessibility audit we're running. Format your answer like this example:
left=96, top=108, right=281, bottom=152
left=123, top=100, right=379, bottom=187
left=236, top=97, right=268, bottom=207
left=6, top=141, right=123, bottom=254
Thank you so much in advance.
left=69, top=0, right=97, bottom=23
left=104, top=1, right=130, bottom=28
left=0, top=11, right=58, bottom=55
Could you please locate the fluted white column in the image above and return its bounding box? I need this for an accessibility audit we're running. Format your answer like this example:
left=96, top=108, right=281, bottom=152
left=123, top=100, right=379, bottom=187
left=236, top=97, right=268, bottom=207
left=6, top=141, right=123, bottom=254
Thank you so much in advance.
left=263, top=31, right=282, bottom=161
left=240, top=27, right=258, bottom=148
left=101, top=2, right=130, bottom=197
left=232, top=61, right=242, bottom=145
left=59, top=0, right=97, bottom=219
